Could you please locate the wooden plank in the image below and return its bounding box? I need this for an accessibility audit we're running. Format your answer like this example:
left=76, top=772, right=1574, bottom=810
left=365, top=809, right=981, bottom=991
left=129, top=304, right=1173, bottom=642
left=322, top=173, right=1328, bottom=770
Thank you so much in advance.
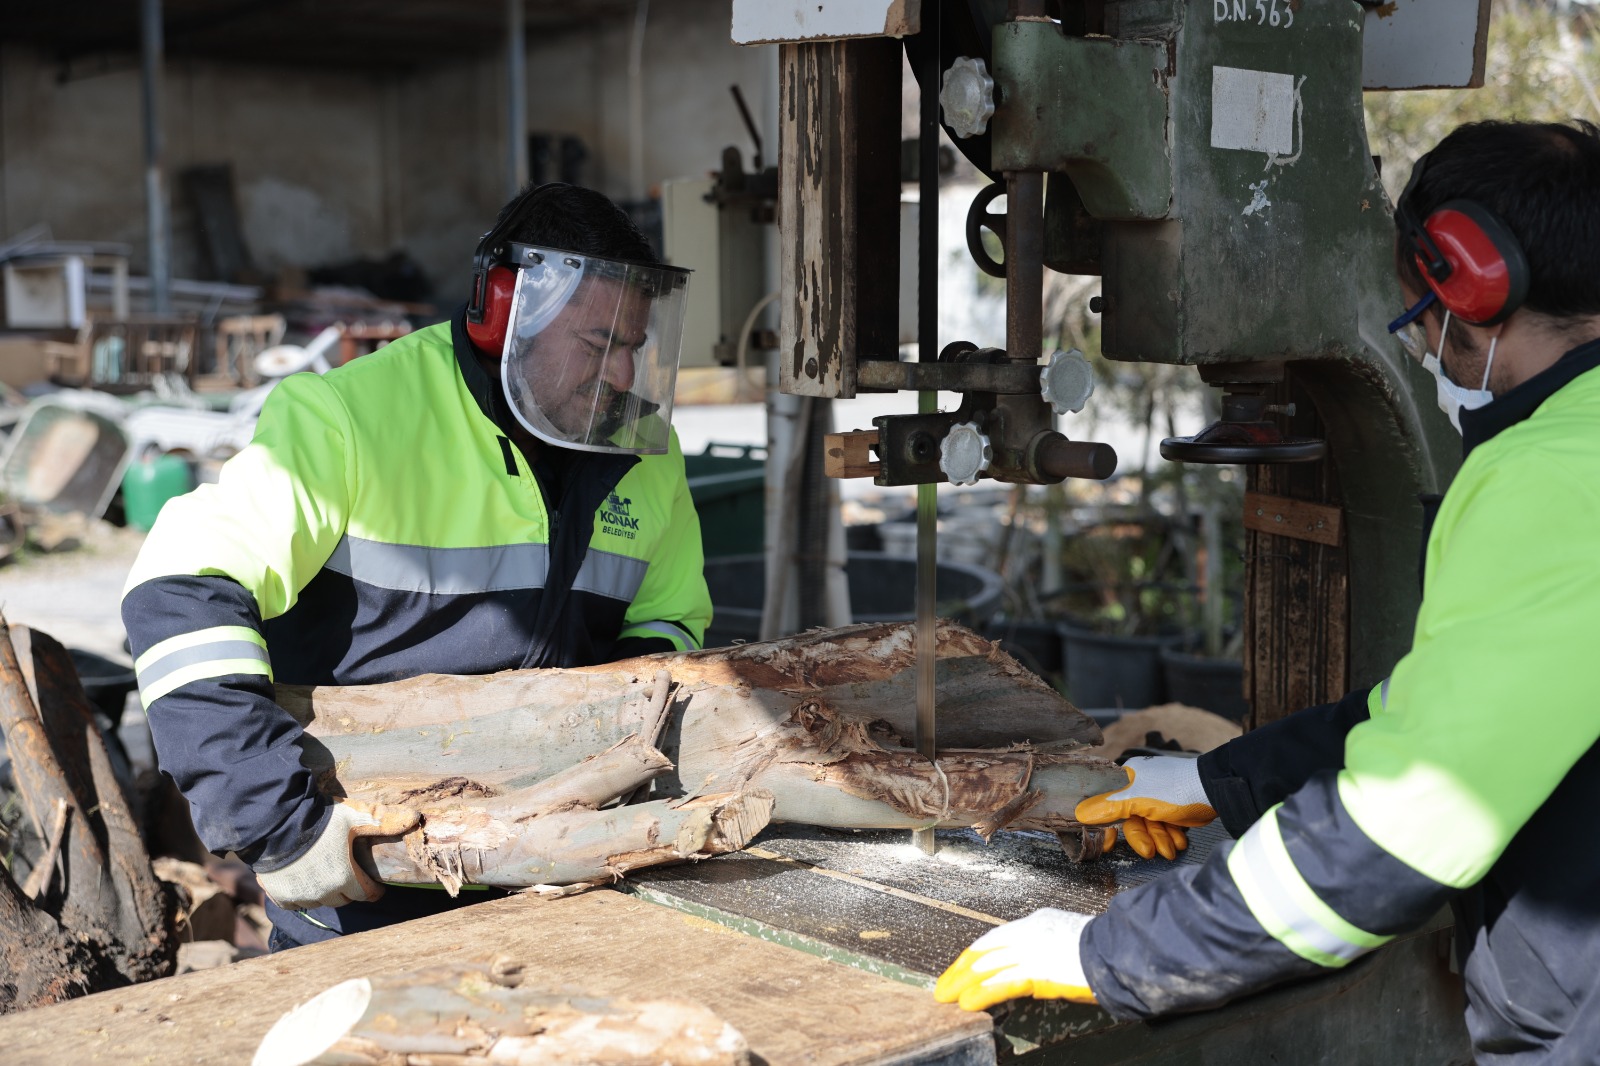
left=824, top=428, right=880, bottom=478
left=1242, top=491, right=1343, bottom=546
left=778, top=38, right=902, bottom=398
left=1243, top=373, right=1350, bottom=729
left=0, top=888, right=992, bottom=1066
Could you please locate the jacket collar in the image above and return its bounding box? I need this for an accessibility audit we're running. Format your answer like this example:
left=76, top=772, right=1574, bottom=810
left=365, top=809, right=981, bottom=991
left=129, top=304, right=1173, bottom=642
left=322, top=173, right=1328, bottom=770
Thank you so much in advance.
left=1460, top=336, right=1600, bottom=456
left=450, top=308, right=506, bottom=428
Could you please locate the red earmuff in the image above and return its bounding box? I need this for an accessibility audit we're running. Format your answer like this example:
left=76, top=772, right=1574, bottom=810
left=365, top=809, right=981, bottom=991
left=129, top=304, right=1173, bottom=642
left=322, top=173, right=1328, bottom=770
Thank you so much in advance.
left=1413, top=199, right=1530, bottom=327
left=465, top=265, right=518, bottom=355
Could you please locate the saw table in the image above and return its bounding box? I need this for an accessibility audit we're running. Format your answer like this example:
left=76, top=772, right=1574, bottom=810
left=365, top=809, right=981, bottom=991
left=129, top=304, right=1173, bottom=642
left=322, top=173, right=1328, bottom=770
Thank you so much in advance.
left=1, top=823, right=1470, bottom=1065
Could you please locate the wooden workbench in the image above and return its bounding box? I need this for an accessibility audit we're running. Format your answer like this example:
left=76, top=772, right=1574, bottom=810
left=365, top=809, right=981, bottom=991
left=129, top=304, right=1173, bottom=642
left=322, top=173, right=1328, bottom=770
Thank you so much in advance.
left=0, top=887, right=993, bottom=1066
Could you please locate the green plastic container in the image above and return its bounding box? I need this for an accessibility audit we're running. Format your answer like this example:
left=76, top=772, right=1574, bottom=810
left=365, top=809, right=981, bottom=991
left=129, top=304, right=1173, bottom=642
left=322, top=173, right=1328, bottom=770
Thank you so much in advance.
left=122, top=452, right=195, bottom=532
left=685, top=443, right=765, bottom=559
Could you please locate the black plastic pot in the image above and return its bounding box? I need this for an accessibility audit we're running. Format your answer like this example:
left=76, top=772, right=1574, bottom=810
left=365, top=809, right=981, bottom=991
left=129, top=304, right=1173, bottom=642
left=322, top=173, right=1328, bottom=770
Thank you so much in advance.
left=1058, top=624, right=1186, bottom=711
left=702, top=551, right=1003, bottom=649
left=1160, top=647, right=1249, bottom=723
left=982, top=618, right=1067, bottom=684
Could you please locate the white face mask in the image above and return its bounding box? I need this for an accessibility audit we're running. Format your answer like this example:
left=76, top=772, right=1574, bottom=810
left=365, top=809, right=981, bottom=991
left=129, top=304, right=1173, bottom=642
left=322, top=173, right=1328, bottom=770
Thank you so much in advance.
left=1421, top=310, right=1497, bottom=434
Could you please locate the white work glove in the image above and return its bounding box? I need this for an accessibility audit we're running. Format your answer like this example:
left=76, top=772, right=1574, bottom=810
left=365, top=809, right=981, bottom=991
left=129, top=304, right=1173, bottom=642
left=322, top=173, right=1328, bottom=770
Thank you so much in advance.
left=1074, top=754, right=1216, bottom=861
left=255, top=800, right=420, bottom=911
left=935, top=908, right=1097, bottom=1011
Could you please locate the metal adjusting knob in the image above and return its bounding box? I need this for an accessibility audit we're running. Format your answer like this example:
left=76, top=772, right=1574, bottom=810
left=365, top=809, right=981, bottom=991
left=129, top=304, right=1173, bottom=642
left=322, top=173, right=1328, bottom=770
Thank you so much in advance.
left=939, top=422, right=993, bottom=486
left=940, top=57, right=995, bottom=140
left=1040, top=348, right=1095, bottom=416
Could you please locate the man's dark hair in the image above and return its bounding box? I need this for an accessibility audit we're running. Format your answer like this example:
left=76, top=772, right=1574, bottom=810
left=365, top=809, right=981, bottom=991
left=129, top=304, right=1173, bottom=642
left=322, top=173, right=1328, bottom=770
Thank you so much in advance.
left=1397, top=119, right=1600, bottom=320
left=491, top=182, right=658, bottom=265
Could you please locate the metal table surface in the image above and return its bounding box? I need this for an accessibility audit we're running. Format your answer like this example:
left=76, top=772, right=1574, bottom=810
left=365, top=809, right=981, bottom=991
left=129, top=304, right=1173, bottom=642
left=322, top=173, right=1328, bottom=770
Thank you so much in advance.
left=630, top=824, right=1474, bottom=1064
left=628, top=823, right=1223, bottom=984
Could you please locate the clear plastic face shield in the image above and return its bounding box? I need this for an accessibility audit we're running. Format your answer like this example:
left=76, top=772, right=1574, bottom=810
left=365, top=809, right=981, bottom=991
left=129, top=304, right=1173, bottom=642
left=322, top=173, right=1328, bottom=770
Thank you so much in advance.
left=498, top=245, right=690, bottom=455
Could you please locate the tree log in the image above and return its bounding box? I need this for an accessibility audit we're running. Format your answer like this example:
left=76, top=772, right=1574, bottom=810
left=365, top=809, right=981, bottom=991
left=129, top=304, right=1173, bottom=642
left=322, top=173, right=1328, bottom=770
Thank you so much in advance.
left=0, top=619, right=177, bottom=1012
left=0, top=854, right=105, bottom=1012
left=279, top=623, right=1124, bottom=892
left=251, top=956, right=750, bottom=1066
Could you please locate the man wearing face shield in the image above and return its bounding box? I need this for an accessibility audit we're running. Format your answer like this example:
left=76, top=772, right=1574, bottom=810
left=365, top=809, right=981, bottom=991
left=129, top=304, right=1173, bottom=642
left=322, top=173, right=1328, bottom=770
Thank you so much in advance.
left=120, top=183, right=712, bottom=949
left=935, top=121, right=1600, bottom=1063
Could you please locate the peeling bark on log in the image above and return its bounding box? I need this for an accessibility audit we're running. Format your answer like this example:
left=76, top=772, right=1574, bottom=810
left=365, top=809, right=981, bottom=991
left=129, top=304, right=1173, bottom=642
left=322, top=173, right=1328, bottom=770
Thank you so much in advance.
left=279, top=623, right=1124, bottom=892
left=251, top=956, right=750, bottom=1066
left=370, top=789, right=774, bottom=893
left=0, top=620, right=177, bottom=1013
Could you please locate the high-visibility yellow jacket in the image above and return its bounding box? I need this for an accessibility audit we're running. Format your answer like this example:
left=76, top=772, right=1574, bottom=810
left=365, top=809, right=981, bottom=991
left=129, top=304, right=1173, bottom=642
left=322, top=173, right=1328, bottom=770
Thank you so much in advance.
left=121, top=317, right=710, bottom=892
left=1083, top=342, right=1600, bottom=1063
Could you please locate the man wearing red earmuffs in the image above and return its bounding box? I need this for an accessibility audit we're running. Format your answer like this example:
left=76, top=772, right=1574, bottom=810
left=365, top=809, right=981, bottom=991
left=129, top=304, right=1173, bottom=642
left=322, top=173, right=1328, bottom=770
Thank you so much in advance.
left=936, top=121, right=1600, bottom=1062
left=120, top=184, right=712, bottom=949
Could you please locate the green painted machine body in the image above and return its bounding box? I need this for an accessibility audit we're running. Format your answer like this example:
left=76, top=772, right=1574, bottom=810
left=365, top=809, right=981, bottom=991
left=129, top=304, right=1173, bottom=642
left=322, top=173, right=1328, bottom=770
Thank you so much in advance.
left=992, top=0, right=1461, bottom=692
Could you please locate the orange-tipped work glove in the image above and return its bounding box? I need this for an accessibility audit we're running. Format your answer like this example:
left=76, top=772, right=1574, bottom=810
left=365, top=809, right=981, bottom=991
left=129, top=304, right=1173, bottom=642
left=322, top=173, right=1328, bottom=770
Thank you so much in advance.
left=255, top=800, right=420, bottom=911
left=934, top=908, right=1097, bottom=1011
left=1074, top=754, right=1216, bottom=860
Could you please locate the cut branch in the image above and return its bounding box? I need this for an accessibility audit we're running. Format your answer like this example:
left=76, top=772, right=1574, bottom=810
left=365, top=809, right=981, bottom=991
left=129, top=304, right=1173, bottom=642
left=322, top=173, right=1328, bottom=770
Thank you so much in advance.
left=370, top=790, right=774, bottom=894
left=19, top=798, right=68, bottom=901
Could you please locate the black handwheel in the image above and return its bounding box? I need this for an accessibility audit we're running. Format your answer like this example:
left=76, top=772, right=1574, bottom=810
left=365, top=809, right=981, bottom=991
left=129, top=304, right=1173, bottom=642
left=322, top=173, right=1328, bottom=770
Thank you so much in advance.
left=1160, top=436, right=1327, bottom=464
left=966, top=182, right=1009, bottom=278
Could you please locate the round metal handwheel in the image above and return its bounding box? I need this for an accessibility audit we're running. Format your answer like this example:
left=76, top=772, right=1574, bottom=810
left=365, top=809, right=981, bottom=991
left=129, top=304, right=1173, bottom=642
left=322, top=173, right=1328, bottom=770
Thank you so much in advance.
left=965, top=182, right=1009, bottom=279
left=1160, top=434, right=1327, bottom=464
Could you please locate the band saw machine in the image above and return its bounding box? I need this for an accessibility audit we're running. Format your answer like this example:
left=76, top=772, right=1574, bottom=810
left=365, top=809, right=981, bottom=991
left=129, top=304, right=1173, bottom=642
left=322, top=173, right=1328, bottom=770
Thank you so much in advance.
left=627, top=1, right=1492, bottom=1061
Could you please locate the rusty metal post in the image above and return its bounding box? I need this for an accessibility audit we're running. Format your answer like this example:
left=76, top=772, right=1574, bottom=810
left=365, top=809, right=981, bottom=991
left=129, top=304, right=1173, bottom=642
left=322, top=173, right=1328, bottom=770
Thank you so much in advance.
left=139, top=0, right=170, bottom=314
left=506, top=0, right=528, bottom=198
left=1004, top=170, right=1044, bottom=367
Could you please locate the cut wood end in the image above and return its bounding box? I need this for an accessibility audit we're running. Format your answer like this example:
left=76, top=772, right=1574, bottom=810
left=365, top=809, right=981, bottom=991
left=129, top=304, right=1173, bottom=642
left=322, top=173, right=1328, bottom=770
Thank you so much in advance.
left=252, top=977, right=372, bottom=1066
left=671, top=789, right=774, bottom=856
left=704, top=788, right=775, bottom=854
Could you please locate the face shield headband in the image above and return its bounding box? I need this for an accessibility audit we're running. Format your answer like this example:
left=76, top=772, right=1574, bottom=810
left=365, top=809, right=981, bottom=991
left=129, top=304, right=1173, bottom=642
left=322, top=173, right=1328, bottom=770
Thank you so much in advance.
left=497, top=244, right=690, bottom=455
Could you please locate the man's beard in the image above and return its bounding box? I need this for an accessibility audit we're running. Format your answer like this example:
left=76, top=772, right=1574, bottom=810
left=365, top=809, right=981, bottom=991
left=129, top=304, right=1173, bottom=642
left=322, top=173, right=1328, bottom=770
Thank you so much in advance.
left=549, top=385, right=630, bottom=440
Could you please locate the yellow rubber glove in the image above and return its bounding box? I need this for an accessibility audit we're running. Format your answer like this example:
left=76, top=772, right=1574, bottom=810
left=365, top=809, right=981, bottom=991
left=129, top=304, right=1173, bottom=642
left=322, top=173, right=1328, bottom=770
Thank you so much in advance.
left=1074, top=755, right=1216, bottom=861
left=934, top=908, right=1097, bottom=1011
left=255, top=800, right=420, bottom=911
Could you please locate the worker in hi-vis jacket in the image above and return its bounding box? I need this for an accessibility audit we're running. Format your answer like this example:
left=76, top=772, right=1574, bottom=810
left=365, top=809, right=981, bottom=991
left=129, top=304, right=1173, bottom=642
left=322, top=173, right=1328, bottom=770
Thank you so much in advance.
left=936, top=120, right=1600, bottom=1064
left=121, top=184, right=710, bottom=950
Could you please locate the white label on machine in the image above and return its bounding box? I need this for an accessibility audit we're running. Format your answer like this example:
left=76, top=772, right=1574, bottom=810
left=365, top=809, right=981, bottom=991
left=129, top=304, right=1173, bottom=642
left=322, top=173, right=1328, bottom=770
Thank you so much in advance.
left=731, top=0, right=919, bottom=44
left=1210, top=66, right=1295, bottom=156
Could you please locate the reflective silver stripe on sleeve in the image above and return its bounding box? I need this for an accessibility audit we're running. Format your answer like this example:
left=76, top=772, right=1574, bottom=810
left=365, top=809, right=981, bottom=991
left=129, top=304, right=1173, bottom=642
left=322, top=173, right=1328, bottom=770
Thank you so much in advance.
left=136, top=640, right=272, bottom=694
left=1227, top=807, right=1391, bottom=968
left=572, top=549, right=649, bottom=602
left=1379, top=676, right=1391, bottom=711
left=323, top=535, right=550, bottom=594
left=624, top=619, right=702, bottom=650
left=135, top=633, right=272, bottom=701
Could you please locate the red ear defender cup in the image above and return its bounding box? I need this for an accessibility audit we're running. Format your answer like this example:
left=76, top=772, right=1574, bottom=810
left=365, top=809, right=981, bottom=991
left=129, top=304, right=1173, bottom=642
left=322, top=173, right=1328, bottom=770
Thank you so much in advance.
left=466, top=183, right=573, bottom=356
left=465, top=265, right=517, bottom=355
left=1415, top=199, right=1531, bottom=326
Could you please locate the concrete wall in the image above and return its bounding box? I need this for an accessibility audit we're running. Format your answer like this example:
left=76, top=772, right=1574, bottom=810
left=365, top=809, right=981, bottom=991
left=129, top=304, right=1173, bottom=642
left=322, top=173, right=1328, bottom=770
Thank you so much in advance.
left=392, top=57, right=509, bottom=309
left=0, top=0, right=778, bottom=312
left=0, top=46, right=392, bottom=283
left=521, top=0, right=778, bottom=199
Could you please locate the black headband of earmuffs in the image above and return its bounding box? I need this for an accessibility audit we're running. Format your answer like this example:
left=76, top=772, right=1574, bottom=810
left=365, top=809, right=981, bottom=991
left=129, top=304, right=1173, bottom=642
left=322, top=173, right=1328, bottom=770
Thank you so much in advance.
left=466, top=182, right=574, bottom=325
